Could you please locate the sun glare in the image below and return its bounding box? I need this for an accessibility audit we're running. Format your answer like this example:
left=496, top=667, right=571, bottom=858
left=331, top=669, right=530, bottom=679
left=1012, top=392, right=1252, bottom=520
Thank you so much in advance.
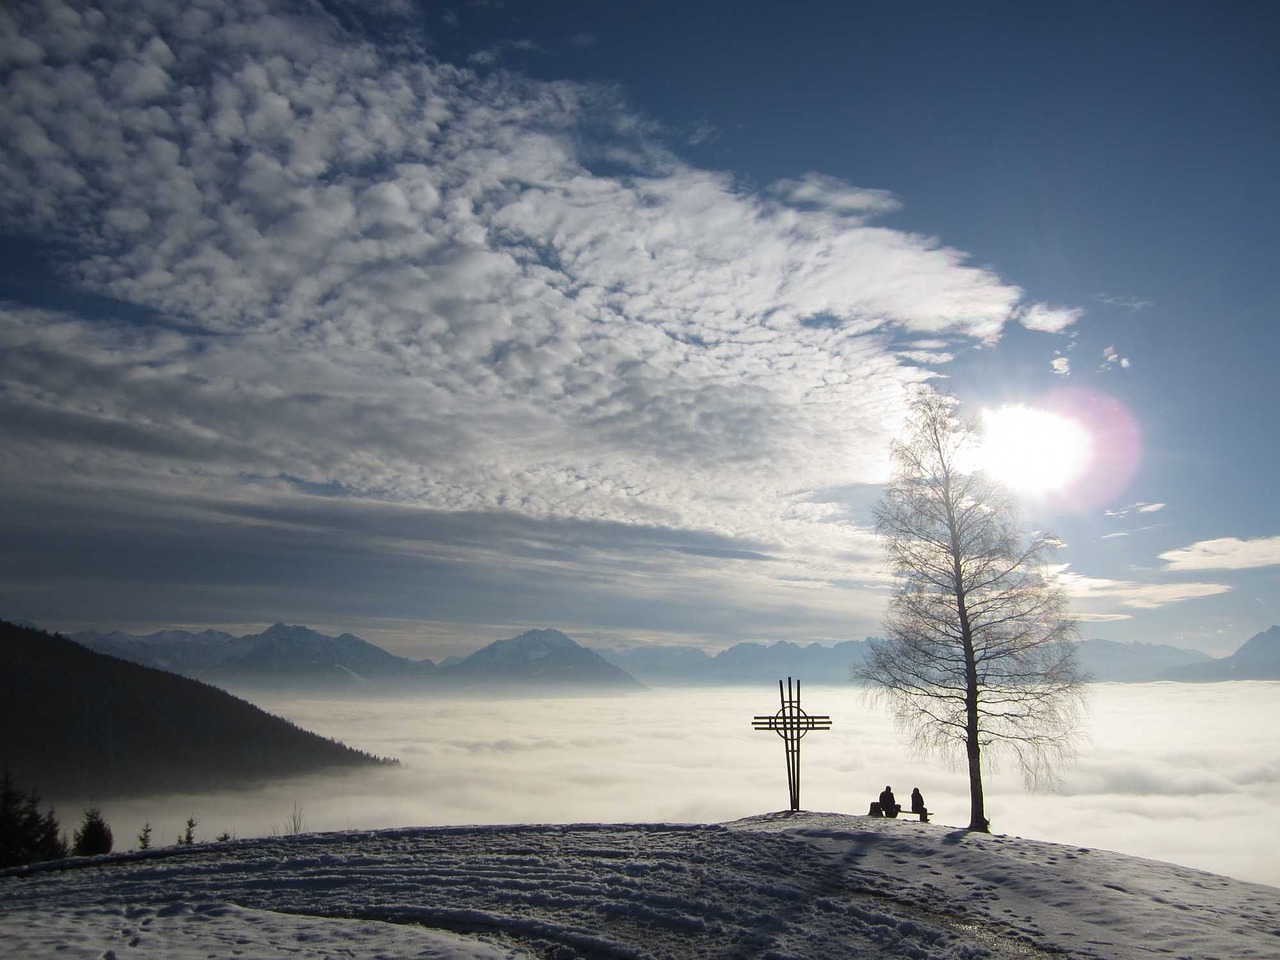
left=975, top=404, right=1092, bottom=496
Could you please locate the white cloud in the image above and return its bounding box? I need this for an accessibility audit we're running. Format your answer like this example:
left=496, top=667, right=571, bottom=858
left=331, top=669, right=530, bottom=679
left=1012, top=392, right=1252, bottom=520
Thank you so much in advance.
left=468, top=38, right=538, bottom=65
left=1160, top=535, right=1280, bottom=572
left=1017, top=302, right=1082, bottom=333
left=1050, top=356, right=1071, bottom=376
left=1054, top=568, right=1232, bottom=610
left=767, top=172, right=901, bottom=215
left=1092, top=292, right=1153, bottom=311
left=1105, top=502, right=1166, bottom=520
left=1101, top=344, right=1131, bottom=371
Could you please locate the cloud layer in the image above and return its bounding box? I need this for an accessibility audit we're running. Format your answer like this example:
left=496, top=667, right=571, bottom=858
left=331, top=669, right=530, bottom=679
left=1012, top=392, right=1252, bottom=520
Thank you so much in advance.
left=84, top=683, right=1280, bottom=890
left=1, top=0, right=1081, bottom=643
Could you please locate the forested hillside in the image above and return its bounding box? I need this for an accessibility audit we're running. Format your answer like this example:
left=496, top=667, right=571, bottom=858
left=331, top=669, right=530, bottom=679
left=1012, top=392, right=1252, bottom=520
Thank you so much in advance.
left=0, top=621, right=393, bottom=799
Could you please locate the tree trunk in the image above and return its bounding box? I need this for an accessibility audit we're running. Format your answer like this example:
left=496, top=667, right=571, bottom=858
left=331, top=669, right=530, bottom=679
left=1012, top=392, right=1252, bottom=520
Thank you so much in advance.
left=962, top=621, right=988, bottom=831
left=946, top=466, right=989, bottom=834
left=966, top=734, right=987, bottom=831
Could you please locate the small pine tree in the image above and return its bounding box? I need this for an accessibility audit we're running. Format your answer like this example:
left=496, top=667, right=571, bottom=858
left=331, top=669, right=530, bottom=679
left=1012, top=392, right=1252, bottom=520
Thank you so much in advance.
left=21, top=795, right=67, bottom=863
left=178, top=816, right=197, bottom=845
left=0, top=772, right=22, bottom=867
left=72, top=808, right=113, bottom=856
left=137, top=821, right=152, bottom=850
left=19, top=793, right=43, bottom=857
left=0, top=772, right=67, bottom=866
left=34, top=807, right=68, bottom=862
left=215, top=830, right=233, bottom=842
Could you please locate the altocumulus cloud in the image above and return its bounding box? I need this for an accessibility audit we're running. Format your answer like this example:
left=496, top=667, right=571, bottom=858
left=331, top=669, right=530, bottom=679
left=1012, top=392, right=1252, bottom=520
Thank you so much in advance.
left=0, top=0, right=1076, bottom=643
left=1159, top=535, right=1280, bottom=572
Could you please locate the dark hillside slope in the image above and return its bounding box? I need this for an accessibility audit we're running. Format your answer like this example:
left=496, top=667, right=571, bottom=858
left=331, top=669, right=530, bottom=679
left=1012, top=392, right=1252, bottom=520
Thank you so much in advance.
left=0, top=621, right=391, bottom=799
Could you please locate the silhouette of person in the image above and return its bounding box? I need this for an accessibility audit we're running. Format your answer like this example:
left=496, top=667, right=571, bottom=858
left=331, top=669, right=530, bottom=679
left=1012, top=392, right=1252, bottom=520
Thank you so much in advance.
left=879, top=785, right=900, bottom=818
left=911, top=787, right=927, bottom=818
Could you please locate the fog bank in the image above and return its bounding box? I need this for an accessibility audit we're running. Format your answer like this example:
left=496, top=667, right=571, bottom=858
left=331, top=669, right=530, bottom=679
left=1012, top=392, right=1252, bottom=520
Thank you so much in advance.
left=83, top=682, right=1280, bottom=888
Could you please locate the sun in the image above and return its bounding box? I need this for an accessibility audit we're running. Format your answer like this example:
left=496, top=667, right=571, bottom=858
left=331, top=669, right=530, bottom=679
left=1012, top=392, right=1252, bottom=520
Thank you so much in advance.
left=973, top=404, right=1092, bottom=497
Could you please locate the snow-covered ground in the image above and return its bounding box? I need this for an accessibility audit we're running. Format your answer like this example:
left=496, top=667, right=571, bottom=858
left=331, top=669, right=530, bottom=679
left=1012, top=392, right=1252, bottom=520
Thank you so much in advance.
left=3, top=812, right=1279, bottom=959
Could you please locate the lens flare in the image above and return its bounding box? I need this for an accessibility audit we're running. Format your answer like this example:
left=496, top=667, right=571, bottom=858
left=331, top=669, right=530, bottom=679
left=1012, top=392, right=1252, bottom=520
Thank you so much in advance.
left=977, top=405, right=1092, bottom=495
left=970, top=389, right=1141, bottom=511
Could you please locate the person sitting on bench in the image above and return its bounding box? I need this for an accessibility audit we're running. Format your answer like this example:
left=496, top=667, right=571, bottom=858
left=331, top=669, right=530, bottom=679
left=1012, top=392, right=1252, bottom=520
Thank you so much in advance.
left=910, top=787, right=928, bottom=820
left=879, top=785, right=901, bottom=818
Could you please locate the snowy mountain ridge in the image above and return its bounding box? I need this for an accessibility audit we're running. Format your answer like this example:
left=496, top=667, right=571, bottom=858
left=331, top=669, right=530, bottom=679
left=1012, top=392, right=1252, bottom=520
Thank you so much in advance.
left=61, top=620, right=1278, bottom=690
left=3, top=811, right=1278, bottom=959
left=69, top=622, right=437, bottom=689
left=603, top=635, right=1220, bottom=685
left=447, top=627, right=642, bottom=688
left=67, top=624, right=641, bottom=691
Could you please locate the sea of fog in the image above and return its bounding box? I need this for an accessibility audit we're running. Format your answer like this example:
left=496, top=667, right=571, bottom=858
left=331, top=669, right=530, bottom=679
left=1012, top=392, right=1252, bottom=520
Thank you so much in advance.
left=93, top=683, right=1280, bottom=889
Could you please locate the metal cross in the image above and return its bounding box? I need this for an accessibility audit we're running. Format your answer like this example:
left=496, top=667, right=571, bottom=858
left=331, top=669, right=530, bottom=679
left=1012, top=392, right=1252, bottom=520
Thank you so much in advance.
left=752, top=677, right=831, bottom=811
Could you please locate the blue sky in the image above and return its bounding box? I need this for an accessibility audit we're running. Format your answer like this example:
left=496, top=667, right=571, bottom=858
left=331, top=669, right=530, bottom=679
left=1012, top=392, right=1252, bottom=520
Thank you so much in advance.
left=1, top=0, right=1276, bottom=658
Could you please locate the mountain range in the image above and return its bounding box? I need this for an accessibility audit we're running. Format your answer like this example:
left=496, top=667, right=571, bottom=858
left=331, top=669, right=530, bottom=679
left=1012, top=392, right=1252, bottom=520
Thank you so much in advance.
left=599, top=639, right=871, bottom=685
left=1071, top=637, right=1214, bottom=682
left=601, top=635, right=1239, bottom=685
left=57, top=621, right=1280, bottom=691
left=70, top=624, right=640, bottom=692
left=72, top=622, right=438, bottom=690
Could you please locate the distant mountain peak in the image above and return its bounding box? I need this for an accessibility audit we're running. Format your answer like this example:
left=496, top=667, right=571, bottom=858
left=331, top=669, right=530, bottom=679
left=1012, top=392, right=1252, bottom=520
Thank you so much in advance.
left=506, top=628, right=575, bottom=648
left=260, top=622, right=322, bottom=639
left=1232, top=625, right=1280, bottom=664
left=447, top=628, right=642, bottom=687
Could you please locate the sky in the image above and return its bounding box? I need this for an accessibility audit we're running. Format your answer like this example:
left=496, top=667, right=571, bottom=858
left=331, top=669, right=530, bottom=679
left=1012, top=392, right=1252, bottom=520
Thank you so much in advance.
left=1, top=0, right=1277, bottom=659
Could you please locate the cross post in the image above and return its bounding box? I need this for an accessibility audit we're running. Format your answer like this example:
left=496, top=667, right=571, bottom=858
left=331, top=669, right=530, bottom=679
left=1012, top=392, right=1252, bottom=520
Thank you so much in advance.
left=751, top=677, right=831, bottom=811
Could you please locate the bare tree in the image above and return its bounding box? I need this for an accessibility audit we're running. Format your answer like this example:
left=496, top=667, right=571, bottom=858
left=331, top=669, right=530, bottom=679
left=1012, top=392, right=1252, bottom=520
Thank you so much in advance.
left=286, top=801, right=306, bottom=836
left=857, top=392, right=1087, bottom=832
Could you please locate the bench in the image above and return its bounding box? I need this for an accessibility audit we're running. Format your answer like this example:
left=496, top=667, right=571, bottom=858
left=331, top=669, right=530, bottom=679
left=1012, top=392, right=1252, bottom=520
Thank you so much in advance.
left=868, top=802, right=929, bottom=822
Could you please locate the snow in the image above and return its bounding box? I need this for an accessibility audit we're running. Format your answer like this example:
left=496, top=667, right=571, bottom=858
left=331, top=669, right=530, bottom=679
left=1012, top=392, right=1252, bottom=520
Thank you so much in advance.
left=4, top=812, right=1279, bottom=959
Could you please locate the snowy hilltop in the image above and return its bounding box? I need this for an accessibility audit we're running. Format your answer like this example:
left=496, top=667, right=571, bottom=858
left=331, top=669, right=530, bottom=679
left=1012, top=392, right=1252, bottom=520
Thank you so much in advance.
left=3, top=812, right=1278, bottom=959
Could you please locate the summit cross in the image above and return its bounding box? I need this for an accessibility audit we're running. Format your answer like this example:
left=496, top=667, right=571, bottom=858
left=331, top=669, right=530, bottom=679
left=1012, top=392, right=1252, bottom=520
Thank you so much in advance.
left=751, top=677, right=832, bottom=811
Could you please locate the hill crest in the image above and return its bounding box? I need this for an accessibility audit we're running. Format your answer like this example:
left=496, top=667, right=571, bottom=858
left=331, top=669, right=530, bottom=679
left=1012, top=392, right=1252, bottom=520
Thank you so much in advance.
left=3, top=812, right=1276, bottom=959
